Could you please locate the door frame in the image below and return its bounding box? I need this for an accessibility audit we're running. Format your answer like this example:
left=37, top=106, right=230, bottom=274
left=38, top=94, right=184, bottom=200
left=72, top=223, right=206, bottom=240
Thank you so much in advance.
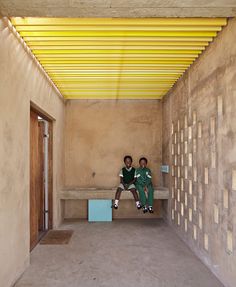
left=30, top=105, right=53, bottom=250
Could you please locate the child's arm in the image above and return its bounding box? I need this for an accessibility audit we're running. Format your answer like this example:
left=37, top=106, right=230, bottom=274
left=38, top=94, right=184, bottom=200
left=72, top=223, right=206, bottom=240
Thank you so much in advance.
left=145, top=169, right=152, bottom=185
left=119, top=169, right=124, bottom=185
left=135, top=170, right=145, bottom=186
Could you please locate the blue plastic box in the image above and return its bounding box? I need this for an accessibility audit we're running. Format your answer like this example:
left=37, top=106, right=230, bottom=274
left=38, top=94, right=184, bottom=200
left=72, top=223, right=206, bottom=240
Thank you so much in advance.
left=88, top=199, right=112, bottom=222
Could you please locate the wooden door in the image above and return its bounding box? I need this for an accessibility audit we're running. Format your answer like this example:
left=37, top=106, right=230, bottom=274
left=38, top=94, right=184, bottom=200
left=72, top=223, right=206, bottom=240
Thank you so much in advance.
left=38, top=121, right=45, bottom=233
left=30, top=109, right=53, bottom=250
left=30, top=110, right=40, bottom=250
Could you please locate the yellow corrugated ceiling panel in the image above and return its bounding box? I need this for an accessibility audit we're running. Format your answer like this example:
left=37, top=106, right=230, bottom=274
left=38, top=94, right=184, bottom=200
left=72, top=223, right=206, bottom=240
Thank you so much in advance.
left=11, top=17, right=227, bottom=100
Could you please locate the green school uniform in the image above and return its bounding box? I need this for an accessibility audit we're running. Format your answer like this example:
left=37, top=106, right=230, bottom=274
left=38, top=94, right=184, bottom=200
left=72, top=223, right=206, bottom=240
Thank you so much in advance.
left=135, top=167, right=154, bottom=207
left=120, top=167, right=135, bottom=184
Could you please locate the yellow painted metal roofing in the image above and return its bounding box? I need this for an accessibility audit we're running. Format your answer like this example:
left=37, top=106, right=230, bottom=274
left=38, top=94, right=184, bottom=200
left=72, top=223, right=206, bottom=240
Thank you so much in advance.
left=11, top=17, right=227, bottom=100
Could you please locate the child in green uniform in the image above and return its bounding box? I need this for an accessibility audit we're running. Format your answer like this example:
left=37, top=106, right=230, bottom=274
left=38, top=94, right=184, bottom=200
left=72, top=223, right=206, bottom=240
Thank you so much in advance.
left=135, top=157, right=154, bottom=213
left=112, top=155, right=141, bottom=210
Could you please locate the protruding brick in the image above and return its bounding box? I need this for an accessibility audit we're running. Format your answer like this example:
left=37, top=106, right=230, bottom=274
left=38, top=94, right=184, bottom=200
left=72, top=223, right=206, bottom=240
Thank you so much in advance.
left=193, top=111, right=197, bottom=125
left=189, top=208, right=193, bottom=222
left=181, top=203, right=184, bottom=216
left=185, top=218, right=188, bottom=232
left=185, top=166, right=188, bottom=179
left=227, top=230, right=233, bottom=253
left=204, top=168, right=209, bottom=185
left=193, top=196, right=197, bottom=211
left=185, top=192, right=188, bottom=207
left=204, top=233, right=209, bottom=251
left=223, top=189, right=229, bottom=209
left=232, top=169, right=236, bottom=190
left=188, top=126, right=192, bottom=140
left=193, top=225, right=197, bottom=240
left=217, top=95, right=223, bottom=116
left=198, top=122, right=202, bottom=138
left=189, top=153, right=193, bottom=167
left=210, top=117, right=216, bottom=135
left=185, top=141, right=188, bottom=154
left=193, top=167, right=197, bottom=182
left=199, top=213, right=203, bottom=230
left=189, top=180, right=192, bottom=195
left=214, top=204, right=219, bottom=224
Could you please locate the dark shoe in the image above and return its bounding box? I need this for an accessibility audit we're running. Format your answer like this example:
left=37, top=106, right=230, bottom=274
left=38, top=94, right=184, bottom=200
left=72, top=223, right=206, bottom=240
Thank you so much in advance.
left=111, top=204, right=118, bottom=209
left=142, top=206, right=148, bottom=213
left=148, top=206, right=154, bottom=213
left=137, top=203, right=142, bottom=210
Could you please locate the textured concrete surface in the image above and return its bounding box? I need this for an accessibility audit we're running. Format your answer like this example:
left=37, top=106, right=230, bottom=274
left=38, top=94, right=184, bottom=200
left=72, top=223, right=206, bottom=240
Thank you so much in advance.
left=60, top=188, right=168, bottom=220
left=0, top=19, right=65, bottom=287
left=1, top=0, right=236, bottom=17
left=64, top=100, right=162, bottom=188
left=162, top=18, right=236, bottom=287
left=64, top=100, right=162, bottom=219
left=15, top=220, right=224, bottom=287
left=63, top=199, right=162, bottom=219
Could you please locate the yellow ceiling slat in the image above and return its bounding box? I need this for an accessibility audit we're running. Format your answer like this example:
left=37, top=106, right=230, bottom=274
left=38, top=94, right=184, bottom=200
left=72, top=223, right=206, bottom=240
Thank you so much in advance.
left=33, top=49, right=202, bottom=54
left=52, top=79, right=176, bottom=83
left=64, top=95, right=164, bottom=100
left=51, top=76, right=179, bottom=80
left=23, top=36, right=214, bottom=42
left=11, top=17, right=227, bottom=26
left=42, top=64, right=189, bottom=68
left=50, top=76, right=182, bottom=81
left=56, top=83, right=174, bottom=88
left=39, top=60, right=193, bottom=64
left=47, top=70, right=185, bottom=75
left=30, top=45, right=206, bottom=51
left=26, top=41, right=209, bottom=46
left=19, top=31, right=218, bottom=37
left=42, top=67, right=188, bottom=71
left=36, top=55, right=198, bottom=60
left=48, top=73, right=182, bottom=77
left=63, top=91, right=168, bottom=96
left=15, top=25, right=222, bottom=32
left=45, top=68, right=186, bottom=72
left=61, top=88, right=169, bottom=92
left=11, top=17, right=227, bottom=100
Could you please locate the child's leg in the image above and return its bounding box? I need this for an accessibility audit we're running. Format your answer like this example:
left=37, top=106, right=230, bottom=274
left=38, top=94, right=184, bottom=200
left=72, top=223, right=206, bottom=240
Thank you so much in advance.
left=136, top=184, right=147, bottom=207
left=129, top=187, right=141, bottom=209
left=147, top=183, right=154, bottom=210
left=115, top=187, right=123, bottom=200
left=113, top=185, right=123, bottom=208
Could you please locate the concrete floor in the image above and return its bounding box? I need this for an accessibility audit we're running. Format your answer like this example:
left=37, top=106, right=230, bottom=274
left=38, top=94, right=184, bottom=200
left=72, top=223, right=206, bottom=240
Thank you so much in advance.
left=15, top=219, right=224, bottom=287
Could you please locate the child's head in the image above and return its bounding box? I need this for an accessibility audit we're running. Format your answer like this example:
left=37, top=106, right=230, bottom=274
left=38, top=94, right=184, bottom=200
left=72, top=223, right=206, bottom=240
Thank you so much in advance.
left=124, top=155, right=133, bottom=168
left=139, top=157, right=148, bottom=168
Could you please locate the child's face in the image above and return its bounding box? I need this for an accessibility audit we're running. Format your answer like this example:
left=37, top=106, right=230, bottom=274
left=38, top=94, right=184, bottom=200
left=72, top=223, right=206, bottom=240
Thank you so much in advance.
left=125, top=158, right=132, bottom=168
left=140, top=160, right=147, bottom=168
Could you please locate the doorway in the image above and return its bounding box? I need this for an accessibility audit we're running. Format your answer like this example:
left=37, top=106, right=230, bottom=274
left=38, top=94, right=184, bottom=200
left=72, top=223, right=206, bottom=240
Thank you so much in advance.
left=30, top=109, right=53, bottom=250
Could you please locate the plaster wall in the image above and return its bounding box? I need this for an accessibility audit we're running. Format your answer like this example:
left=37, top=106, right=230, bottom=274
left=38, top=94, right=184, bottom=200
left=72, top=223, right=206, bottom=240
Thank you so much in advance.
left=63, top=100, right=162, bottom=219
left=0, top=19, right=65, bottom=287
left=162, top=18, right=236, bottom=287
left=64, top=100, right=162, bottom=189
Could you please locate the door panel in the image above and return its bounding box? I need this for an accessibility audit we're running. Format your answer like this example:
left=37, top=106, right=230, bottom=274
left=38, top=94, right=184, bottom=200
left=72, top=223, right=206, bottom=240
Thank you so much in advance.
left=30, top=109, right=53, bottom=250
left=30, top=110, right=40, bottom=250
left=38, top=121, right=45, bottom=233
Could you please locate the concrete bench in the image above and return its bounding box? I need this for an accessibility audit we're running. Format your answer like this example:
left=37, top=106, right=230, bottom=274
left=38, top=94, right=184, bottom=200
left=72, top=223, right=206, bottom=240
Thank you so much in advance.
left=60, top=187, right=169, bottom=220
left=60, top=187, right=169, bottom=200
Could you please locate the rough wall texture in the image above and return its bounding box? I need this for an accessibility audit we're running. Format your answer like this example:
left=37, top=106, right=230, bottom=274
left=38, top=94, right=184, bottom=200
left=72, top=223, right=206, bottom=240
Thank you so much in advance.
left=64, top=199, right=162, bottom=219
left=162, top=18, right=236, bottom=287
left=64, top=100, right=162, bottom=188
left=0, top=19, right=65, bottom=287
left=1, top=0, right=236, bottom=17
